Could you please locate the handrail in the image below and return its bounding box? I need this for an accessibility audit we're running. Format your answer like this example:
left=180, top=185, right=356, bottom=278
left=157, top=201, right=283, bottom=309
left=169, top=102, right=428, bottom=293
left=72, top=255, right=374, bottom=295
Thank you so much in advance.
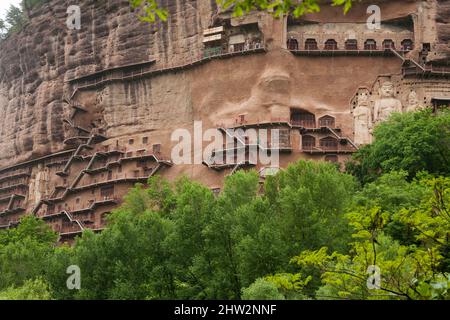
left=33, top=158, right=169, bottom=214
left=388, top=48, right=407, bottom=62
left=326, top=127, right=359, bottom=150
left=203, top=160, right=256, bottom=170
left=70, top=46, right=267, bottom=99
left=303, top=146, right=355, bottom=153
left=60, top=210, right=85, bottom=235
left=0, top=221, right=19, bottom=230
left=67, top=59, right=157, bottom=84
left=41, top=197, right=119, bottom=218
left=0, top=195, right=24, bottom=216
left=228, top=161, right=247, bottom=176
left=0, top=181, right=28, bottom=193
left=0, top=168, right=32, bottom=182
left=0, top=149, right=76, bottom=175
left=221, top=121, right=358, bottom=150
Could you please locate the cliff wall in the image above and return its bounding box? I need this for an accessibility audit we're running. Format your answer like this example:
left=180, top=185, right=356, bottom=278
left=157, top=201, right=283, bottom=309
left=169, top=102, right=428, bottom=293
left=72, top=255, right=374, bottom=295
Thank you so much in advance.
left=0, top=0, right=216, bottom=167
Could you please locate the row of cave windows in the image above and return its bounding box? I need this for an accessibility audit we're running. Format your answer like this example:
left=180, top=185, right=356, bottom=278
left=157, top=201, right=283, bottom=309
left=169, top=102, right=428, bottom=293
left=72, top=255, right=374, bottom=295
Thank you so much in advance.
left=127, top=138, right=162, bottom=155
left=49, top=212, right=110, bottom=231
left=291, top=111, right=335, bottom=128
left=287, top=38, right=414, bottom=51
left=302, top=136, right=339, bottom=150
left=0, top=177, right=29, bottom=189
left=59, top=159, right=152, bottom=184
left=48, top=186, right=116, bottom=214
left=237, top=110, right=332, bottom=127
left=0, top=198, right=23, bottom=211
left=128, top=137, right=148, bottom=145
left=237, top=111, right=336, bottom=130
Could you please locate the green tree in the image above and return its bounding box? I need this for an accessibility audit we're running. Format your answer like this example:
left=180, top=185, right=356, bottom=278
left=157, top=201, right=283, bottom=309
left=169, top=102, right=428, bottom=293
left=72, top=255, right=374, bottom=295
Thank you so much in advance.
left=351, top=171, right=428, bottom=244
left=0, top=216, right=57, bottom=290
left=129, top=0, right=168, bottom=23
left=4, top=5, right=26, bottom=34
left=199, top=170, right=272, bottom=298
left=129, top=0, right=354, bottom=23
left=270, top=176, right=450, bottom=300
left=0, top=19, right=5, bottom=34
left=72, top=211, right=175, bottom=299
left=347, top=110, right=450, bottom=183
left=58, top=161, right=354, bottom=300
left=396, top=176, right=450, bottom=272
left=21, top=0, right=49, bottom=18
left=265, top=160, right=355, bottom=254
left=0, top=278, right=52, bottom=300
left=242, top=278, right=285, bottom=300
left=44, top=245, right=77, bottom=300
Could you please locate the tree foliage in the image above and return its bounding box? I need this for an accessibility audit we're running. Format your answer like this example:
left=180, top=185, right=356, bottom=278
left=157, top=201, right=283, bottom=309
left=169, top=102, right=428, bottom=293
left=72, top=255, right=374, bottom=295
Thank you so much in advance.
left=265, top=175, right=450, bottom=300
left=4, top=5, right=25, bottom=34
left=129, top=0, right=168, bottom=24
left=347, top=110, right=450, bottom=184
left=241, top=278, right=285, bottom=300
left=0, top=278, right=52, bottom=300
left=0, top=216, right=57, bottom=290
left=0, top=108, right=449, bottom=300
left=29, top=160, right=353, bottom=300
left=129, top=0, right=355, bottom=24
left=0, top=1, right=48, bottom=39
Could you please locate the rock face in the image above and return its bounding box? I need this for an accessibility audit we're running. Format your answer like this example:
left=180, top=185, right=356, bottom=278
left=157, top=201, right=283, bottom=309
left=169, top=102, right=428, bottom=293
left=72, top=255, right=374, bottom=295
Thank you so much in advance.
left=0, top=0, right=449, bottom=240
left=436, top=0, right=450, bottom=61
left=0, top=0, right=217, bottom=167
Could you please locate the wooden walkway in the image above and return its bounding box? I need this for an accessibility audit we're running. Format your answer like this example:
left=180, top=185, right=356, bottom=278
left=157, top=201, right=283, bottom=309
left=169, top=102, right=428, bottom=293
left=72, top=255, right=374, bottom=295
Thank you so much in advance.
left=0, top=221, right=19, bottom=230
left=388, top=48, right=450, bottom=76
left=33, top=150, right=172, bottom=215
left=202, top=123, right=358, bottom=171
left=0, top=168, right=31, bottom=183
left=290, top=48, right=400, bottom=57
left=0, top=194, right=25, bottom=217
left=303, top=147, right=356, bottom=154
left=202, top=159, right=256, bottom=172
left=41, top=198, right=118, bottom=220
left=290, top=47, right=450, bottom=76
left=301, top=126, right=359, bottom=150
left=69, top=47, right=267, bottom=99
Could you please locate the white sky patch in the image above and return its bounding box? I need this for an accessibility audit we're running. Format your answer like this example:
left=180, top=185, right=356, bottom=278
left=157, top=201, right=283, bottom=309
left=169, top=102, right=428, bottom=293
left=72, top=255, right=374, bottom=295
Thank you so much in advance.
left=0, top=0, right=22, bottom=21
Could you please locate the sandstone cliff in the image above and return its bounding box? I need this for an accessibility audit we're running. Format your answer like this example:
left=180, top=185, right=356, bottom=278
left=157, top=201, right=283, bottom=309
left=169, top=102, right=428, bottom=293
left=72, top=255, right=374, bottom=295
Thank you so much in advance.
left=436, top=0, right=450, bottom=62
left=0, top=0, right=217, bottom=168
left=0, top=0, right=449, bottom=170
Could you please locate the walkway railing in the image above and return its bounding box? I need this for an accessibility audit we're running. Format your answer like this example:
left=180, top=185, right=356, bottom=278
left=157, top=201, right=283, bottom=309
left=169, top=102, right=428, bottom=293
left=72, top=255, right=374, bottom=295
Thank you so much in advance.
left=0, top=168, right=32, bottom=182
left=69, top=45, right=267, bottom=99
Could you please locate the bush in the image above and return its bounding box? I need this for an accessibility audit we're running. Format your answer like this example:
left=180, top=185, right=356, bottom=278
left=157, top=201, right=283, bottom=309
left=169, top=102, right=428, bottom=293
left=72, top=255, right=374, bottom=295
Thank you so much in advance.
left=242, top=278, right=285, bottom=300
left=0, top=278, right=52, bottom=300
left=347, top=110, right=450, bottom=184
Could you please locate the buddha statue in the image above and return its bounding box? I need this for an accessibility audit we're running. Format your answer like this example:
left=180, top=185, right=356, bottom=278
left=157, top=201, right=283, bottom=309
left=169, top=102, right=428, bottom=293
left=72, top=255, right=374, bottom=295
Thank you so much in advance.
left=373, top=81, right=403, bottom=123
left=353, top=89, right=372, bottom=145
left=406, top=90, right=423, bottom=112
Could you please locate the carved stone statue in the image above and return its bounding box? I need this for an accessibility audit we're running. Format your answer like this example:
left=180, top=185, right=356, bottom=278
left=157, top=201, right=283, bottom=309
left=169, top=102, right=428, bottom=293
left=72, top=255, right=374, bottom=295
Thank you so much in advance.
left=353, top=89, right=372, bottom=145
left=373, top=81, right=403, bottom=123
left=29, top=164, right=49, bottom=205
left=406, top=90, right=423, bottom=112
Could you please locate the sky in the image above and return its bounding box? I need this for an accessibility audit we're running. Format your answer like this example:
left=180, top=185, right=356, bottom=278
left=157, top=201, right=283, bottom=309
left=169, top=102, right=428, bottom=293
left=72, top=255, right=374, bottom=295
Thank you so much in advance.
left=0, top=0, right=21, bottom=21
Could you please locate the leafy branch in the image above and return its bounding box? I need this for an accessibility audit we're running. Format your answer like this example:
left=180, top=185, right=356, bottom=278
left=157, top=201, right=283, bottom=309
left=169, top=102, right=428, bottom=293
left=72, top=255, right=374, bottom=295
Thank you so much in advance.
left=129, top=0, right=355, bottom=23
